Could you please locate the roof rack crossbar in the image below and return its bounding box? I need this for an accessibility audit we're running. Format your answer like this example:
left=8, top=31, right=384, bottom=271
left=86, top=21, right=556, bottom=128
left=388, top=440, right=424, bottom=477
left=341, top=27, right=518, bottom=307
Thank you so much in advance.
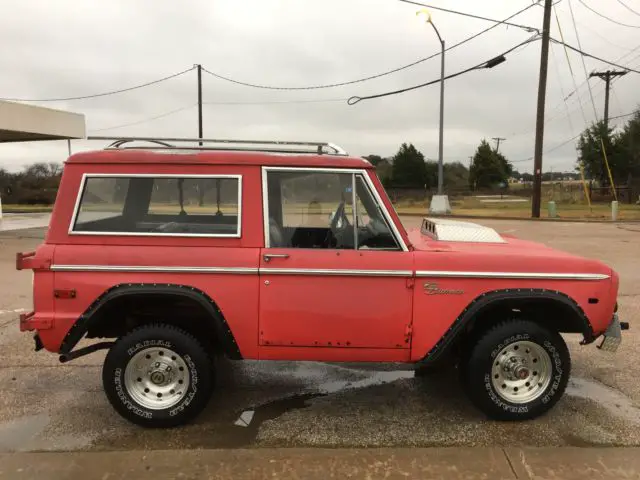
left=86, top=136, right=348, bottom=155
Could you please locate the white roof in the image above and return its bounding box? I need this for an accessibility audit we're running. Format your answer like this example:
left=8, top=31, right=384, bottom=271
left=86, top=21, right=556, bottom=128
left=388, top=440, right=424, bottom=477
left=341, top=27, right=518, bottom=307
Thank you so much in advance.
left=0, top=100, right=85, bottom=142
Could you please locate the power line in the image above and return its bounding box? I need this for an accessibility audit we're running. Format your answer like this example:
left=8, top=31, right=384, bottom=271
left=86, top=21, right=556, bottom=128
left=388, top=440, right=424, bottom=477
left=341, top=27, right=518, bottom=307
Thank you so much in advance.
left=566, top=0, right=599, bottom=120
left=348, top=37, right=538, bottom=104
left=202, top=2, right=539, bottom=91
left=395, top=0, right=539, bottom=32
left=553, top=4, right=588, bottom=124
left=576, top=0, right=640, bottom=28
left=616, top=0, right=640, bottom=16
left=90, top=97, right=348, bottom=132
left=512, top=111, right=636, bottom=163
left=204, top=98, right=346, bottom=105
left=550, top=37, right=640, bottom=73
left=0, top=67, right=195, bottom=102
left=91, top=104, right=197, bottom=132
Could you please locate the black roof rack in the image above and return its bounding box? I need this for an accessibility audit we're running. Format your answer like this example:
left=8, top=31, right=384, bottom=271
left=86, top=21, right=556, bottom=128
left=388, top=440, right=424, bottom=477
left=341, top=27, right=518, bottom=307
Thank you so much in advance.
left=86, top=136, right=348, bottom=156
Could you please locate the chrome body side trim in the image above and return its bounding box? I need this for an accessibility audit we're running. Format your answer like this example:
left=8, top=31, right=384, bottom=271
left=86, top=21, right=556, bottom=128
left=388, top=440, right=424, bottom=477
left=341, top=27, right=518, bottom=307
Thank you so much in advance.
left=51, top=265, right=258, bottom=274
left=260, top=268, right=412, bottom=277
left=51, top=265, right=411, bottom=277
left=68, top=174, right=243, bottom=238
left=50, top=265, right=609, bottom=280
left=415, top=270, right=610, bottom=280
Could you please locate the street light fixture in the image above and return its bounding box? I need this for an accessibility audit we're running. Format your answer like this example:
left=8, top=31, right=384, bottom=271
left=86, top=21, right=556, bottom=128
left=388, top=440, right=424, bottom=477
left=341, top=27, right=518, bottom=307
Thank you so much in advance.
left=416, top=9, right=450, bottom=214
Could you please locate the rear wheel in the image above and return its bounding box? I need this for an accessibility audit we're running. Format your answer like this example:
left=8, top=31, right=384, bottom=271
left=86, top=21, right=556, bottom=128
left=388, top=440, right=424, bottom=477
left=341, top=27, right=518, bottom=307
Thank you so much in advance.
left=102, top=324, right=213, bottom=428
left=463, top=319, right=570, bottom=421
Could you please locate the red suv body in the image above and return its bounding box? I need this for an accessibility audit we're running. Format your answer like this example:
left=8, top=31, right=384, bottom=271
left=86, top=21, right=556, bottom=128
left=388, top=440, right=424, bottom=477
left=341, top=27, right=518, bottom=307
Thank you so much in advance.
left=16, top=137, right=625, bottom=427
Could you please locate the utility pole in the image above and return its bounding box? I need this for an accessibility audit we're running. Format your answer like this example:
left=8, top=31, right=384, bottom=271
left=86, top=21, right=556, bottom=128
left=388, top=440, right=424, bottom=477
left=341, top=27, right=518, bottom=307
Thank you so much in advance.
left=531, top=0, right=553, bottom=218
left=589, top=70, right=628, bottom=129
left=196, top=64, right=203, bottom=146
left=492, top=137, right=506, bottom=153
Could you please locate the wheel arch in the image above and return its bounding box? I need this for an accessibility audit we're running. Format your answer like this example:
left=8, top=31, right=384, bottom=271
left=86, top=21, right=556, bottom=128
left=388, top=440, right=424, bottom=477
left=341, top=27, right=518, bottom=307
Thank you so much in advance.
left=59, top=283, right=242, bottom=359
left=419, top=288, right=593, bottom=365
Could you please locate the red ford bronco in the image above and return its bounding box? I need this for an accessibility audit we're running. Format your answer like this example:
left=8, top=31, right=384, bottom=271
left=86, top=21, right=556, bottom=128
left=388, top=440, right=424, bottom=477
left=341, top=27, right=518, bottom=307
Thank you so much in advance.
left=16, top=137, right=626, bottom=428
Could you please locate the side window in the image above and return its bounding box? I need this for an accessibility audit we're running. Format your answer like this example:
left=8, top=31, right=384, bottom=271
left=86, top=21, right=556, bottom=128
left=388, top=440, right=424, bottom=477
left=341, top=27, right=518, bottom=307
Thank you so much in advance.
left=72, top=175, right=241, bottom=236
left=265, top=170, right=399, bottom=250
left=267, top=171, right=354, bottom=249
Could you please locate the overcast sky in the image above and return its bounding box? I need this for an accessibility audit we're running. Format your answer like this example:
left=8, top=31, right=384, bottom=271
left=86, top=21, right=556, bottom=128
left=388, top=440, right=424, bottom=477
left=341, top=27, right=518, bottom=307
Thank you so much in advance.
left=0, top=0, right=638, bottom=173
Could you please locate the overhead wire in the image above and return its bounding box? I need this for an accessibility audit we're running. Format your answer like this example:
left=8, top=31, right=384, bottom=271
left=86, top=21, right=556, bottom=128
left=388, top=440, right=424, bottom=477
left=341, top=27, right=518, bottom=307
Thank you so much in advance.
left=549, top=43, right=577, bottom=135
left=202, top=2, right=540, bottom=91
left=395, top=0, right=539, bottom=32
left=90, top=97, right=349, bottom=132
left=576, top=0, right=640, bottom=28
left=90, top=104, right=197, bottom=132
left=549, top=38, right=640, bottom=73
left=348, top=36, right=540, bottom=104
left=0, top=67, right=195, bottom=102
left=554, top=4, right=588, bottom=124
left=566, top=0, right=599, bottom=120
left=616, top=0, right=640, bottom=16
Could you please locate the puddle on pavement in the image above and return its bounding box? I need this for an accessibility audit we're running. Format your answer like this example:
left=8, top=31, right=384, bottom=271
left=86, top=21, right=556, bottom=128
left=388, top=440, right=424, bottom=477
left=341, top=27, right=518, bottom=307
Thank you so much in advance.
left=567, top=377, right=640, bottom=424
left=217, top=368, right=415, bottom=447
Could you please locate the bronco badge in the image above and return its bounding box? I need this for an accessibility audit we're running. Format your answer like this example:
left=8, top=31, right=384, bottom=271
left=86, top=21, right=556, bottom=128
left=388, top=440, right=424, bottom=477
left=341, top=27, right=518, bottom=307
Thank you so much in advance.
left=423, top=283, right=464, bottom=295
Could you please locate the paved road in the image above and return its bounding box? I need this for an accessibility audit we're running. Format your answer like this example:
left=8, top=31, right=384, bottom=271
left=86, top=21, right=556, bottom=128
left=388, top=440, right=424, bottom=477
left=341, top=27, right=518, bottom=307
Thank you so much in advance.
left=1, top=218, right=639, bottom=476
left=0, top=213, right=51, bottom=232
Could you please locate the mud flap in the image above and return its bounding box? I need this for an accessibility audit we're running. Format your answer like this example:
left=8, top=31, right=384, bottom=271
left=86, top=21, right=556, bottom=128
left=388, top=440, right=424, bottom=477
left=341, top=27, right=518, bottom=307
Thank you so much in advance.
left=598, top=314, right=622, bottom=353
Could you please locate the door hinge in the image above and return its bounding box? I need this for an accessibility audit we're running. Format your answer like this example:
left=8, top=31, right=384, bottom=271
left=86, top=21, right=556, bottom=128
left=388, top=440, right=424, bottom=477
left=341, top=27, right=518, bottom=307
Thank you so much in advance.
left=405, top=277, right=415, bottom=289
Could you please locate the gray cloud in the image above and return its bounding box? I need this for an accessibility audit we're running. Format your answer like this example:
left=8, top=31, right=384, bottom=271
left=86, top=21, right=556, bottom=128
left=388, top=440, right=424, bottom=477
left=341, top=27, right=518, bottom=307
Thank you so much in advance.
left=1, top=0, right=638, bottom=173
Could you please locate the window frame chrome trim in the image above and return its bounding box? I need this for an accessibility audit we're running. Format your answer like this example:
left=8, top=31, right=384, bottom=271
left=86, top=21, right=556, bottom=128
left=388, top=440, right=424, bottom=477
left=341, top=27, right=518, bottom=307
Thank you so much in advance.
left=68, top=173, right=243, bottom=238
left=261, top=166, right=408, bottom=251
left=415, top=270, right=610, bottom=280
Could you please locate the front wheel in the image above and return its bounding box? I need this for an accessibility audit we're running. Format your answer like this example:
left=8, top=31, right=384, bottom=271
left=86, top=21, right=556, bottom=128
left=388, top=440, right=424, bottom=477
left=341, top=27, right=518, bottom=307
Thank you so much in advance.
left=102, top=324, right=213, bottom=428
left=463, top=319, right=570, bottom=421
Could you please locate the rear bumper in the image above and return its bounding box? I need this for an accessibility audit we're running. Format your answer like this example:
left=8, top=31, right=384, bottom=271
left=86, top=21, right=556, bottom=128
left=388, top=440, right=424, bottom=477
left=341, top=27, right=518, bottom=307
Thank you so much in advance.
left=19, top=311, right=52, bottom=331
left=597, top=313, right=628, bottom=353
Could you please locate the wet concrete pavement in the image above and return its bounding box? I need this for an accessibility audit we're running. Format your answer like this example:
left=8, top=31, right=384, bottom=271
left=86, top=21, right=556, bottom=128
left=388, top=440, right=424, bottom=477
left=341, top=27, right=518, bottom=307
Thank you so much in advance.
left=5, top=447, right=640, bottom=479
left=0, top=213, right=51, bottom=232
left=1, top=217, right=640, bottom=477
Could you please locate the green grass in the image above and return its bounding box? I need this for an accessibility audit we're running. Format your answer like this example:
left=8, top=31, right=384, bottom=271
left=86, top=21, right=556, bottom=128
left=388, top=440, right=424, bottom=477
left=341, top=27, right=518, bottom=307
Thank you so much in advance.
left=4, top=199, right=639, bottom=221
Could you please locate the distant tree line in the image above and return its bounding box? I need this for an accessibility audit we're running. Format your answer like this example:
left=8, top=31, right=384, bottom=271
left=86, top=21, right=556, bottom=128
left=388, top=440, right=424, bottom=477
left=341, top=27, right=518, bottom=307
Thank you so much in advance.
left=0, top=163, right=62, bottom=205
left=577, top=109, right=640, bottom=186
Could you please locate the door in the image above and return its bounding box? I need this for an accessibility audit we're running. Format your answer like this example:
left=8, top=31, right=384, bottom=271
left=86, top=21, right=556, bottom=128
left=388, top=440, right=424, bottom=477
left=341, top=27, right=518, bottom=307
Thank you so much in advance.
left=258, top=168, right=413, bottom=349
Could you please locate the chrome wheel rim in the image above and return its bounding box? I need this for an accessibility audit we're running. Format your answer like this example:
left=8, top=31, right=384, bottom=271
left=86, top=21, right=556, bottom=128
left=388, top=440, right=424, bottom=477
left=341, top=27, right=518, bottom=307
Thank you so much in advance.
left=491, top=340, right=552, bottom=404
left=124, top=347, right=191, bottom=410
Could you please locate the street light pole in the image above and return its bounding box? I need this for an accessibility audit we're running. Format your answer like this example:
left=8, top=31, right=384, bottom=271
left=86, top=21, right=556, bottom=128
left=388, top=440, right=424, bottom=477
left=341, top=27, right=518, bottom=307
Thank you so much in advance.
left=417, top=9, right=450, bottom=214
left=436, top=32, right=445, bottom=195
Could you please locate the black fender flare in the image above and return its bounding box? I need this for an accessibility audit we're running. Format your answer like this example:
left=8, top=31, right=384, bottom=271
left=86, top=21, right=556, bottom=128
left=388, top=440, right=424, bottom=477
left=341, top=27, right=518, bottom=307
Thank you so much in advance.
left=59, top=283, right=242, bottom=359
left=418, top=288, right=593, bottom=365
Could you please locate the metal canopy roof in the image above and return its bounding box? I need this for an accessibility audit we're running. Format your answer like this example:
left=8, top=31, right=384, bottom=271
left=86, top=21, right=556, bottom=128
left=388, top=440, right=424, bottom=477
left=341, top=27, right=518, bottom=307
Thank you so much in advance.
left=0, top=100, right=85, bottom=142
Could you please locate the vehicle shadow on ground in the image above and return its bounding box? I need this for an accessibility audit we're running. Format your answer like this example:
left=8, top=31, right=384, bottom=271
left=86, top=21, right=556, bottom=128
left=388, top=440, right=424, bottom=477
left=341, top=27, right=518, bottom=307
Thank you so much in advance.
left=86, top=358, right=640, bottom=450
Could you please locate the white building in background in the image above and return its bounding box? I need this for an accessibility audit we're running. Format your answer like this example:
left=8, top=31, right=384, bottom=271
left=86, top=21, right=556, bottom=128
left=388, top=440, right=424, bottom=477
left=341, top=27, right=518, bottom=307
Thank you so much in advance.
left=0, top=100, right=86, bottom=218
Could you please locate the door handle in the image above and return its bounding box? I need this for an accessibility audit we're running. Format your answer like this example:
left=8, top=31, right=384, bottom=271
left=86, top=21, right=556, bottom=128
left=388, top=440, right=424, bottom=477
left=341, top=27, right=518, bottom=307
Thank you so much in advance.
left=263, top=253, right=290, bottom=262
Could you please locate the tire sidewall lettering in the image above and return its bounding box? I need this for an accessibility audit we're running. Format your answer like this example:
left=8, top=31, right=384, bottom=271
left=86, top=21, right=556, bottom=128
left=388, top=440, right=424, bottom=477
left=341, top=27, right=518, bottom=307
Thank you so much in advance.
left=115, top=345, right=199, bottom=420
left=485, top=334, right=565, bottom=413
left=127, top=340, right=173, bottom=357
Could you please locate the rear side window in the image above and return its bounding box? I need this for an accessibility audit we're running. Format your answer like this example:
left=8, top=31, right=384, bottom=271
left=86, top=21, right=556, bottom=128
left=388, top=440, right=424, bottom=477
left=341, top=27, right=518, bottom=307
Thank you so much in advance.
left=72, top=175, right=241, bottom=236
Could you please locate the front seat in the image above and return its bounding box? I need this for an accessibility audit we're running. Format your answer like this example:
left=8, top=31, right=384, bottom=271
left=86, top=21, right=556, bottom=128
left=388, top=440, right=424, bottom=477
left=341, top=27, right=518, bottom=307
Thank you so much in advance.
left=269, top=218, right=285, bottom=247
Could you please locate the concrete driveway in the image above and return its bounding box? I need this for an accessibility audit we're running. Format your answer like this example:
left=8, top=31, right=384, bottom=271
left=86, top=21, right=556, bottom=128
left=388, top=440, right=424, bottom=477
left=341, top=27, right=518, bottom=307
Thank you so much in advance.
left=1, top=218, right=639, bottom=477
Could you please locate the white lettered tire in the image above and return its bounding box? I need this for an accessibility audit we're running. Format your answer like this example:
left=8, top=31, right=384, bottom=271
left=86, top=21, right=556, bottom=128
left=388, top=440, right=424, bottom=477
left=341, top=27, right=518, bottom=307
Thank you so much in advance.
left=102, top=324, right=213, bottom=428
left=463, top=319, right=571, bottom=421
